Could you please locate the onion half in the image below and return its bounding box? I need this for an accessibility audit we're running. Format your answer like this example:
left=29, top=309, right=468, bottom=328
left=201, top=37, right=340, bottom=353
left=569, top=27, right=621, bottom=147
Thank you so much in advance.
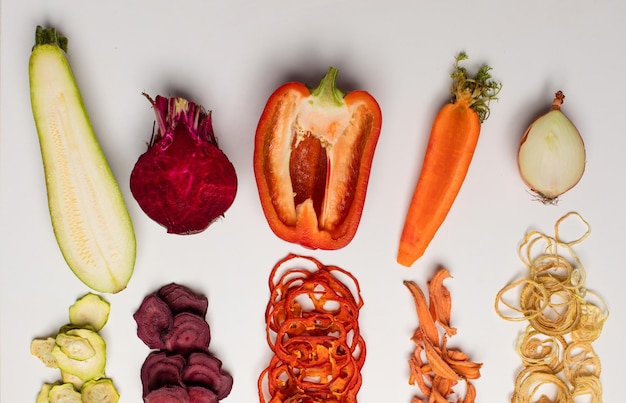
left=517, top=91, right=586, bottom=204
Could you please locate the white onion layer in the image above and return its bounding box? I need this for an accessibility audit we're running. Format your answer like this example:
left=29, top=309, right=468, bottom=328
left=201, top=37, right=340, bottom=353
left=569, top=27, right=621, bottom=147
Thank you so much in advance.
left=518, top=93, right=585, bottom=203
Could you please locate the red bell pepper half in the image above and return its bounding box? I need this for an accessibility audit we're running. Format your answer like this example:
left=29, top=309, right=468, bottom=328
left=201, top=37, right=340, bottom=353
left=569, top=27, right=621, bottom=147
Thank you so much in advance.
left=254, top=67, right=382, bottom=250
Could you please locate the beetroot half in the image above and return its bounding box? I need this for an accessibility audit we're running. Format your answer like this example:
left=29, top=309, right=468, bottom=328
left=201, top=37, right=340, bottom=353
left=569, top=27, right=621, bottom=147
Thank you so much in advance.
left=130, top=94, right=238, bottom=235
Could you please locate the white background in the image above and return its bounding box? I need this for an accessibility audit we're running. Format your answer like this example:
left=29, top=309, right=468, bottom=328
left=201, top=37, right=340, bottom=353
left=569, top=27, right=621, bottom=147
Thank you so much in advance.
left=1, top=0, right=624, bottom=401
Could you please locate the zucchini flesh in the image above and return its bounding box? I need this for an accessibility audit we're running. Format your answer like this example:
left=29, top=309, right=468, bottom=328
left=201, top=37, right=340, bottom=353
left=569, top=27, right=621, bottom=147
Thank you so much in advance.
left=52, top=328, right=106, bottom=387
left=36, top=383, right=55, bottom=403
left=55, top=333, right=96, bottom=360
left=69, top=293, right=110, bottom=331
left=81, top=379, right=120, bottom=403
left=29, top=26, right=135, bottom=293
left=48, top=383, right=82, bottom=403
left=31, top=337, right=60, bottom=368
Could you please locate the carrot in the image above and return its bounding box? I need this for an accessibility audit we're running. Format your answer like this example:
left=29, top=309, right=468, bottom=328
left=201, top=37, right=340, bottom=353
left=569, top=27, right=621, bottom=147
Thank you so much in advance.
left=397, top=53, right=501, bottom=267
left=405, top=268, right=483, bottom=402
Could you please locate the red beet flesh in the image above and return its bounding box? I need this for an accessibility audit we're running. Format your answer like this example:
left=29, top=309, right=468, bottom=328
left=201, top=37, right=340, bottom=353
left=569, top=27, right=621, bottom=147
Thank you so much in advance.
left=130, top=94, right=237, bottom=235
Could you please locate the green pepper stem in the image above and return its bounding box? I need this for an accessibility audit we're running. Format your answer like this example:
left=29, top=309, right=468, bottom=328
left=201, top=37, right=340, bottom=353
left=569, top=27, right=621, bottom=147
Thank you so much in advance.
left=310, top=67, right=345, bottom=107
left=34, top=25, right=68, bottom=52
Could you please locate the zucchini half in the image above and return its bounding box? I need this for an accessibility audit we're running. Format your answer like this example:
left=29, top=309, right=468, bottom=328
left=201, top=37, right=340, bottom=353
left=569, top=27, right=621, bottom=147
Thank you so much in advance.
left=29, top=26, right=136, bottom=293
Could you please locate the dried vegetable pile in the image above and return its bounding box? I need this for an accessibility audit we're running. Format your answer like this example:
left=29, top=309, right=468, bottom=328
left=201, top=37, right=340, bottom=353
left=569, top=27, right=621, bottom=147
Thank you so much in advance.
left=31, top=293, right=120, bottom=402
left=404, top=268, right=482, bottom=403
left=495, top=212, right=608, bottom=402
left=133, top=283, right=233, bottom=402
left=258, top=254, right=366, bottom=402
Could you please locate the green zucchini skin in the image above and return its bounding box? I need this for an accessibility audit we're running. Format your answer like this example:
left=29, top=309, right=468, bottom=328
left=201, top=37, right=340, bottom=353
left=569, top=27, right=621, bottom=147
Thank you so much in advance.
left=29, top=26, right=136, bottom=293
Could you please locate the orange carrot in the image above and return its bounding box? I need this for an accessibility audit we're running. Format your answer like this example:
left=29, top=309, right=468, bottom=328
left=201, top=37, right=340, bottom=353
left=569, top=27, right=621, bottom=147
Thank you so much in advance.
left=405, top=268, right=483, bottom=403
left=397, top=53, right=501, bottom=267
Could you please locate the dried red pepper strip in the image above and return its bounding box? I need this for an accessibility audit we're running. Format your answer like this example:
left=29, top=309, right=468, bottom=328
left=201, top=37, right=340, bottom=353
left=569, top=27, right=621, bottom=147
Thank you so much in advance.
left=259, top=254, right=365, bottom=403
left=254, top=68, right=382, bottom=250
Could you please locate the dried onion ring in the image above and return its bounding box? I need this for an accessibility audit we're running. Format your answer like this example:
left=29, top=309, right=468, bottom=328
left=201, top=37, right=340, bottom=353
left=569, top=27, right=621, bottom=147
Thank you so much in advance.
left=563, top=341, right=601, bottom=383
left=516, top=326, right=566, bottom=373
left=512, top=365, right=572, bottom=403
left=572, top=375, right=602, bottom=401
left=495, top=212, right=608, bottom=403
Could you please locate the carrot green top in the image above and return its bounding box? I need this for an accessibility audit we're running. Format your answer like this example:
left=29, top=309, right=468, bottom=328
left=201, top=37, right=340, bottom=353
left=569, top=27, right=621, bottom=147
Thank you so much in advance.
left=450, top=52, right=501, bottom=123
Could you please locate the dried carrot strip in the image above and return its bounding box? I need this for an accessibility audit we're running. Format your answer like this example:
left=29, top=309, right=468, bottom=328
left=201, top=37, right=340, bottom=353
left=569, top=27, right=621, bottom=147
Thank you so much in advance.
left=404, top=280, right=439, bottom=346
left=423, top=338, right=462, bottom=381
left=259, top=254, right=365, bottom=403
left=405, top=268, right=481, bottom=402
left=427, top=268, right=455, bottom=336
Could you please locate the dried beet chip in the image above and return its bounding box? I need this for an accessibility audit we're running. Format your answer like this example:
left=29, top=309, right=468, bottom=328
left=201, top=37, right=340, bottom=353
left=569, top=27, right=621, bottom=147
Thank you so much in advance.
left=140, top=351, right=185, bottom=397
left=182, top=351, right=233, bottom=399
left=136, top=283, right=232, bottom=402
left=134, top=293, right=174, bottom=349
left=144, top=385, right=190, bottom=403
left=158, top=283, right=209, bottom=317
left=187, top=386, right=218, bottom=403
left=163, top=312, right=211, bottom=355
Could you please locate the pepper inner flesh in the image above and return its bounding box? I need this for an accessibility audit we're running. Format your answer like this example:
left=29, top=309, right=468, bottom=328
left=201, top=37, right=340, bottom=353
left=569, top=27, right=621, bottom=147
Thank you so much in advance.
left=264, top=96, right=374, bottom=234
left=289, top=133, right=327, bottom=217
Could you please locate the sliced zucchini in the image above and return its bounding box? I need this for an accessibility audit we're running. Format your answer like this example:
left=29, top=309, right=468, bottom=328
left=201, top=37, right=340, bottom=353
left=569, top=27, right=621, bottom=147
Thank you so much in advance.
left=81, top=378, right=120, bottom=403
left=48, top=383, right=82, bottom=403
left=60, top=372, right=84, bottom=392
left=51, top=328, right=106, bottom=388
left=55, top=333, right=96, bottom=361
left=69, top=293, right=110, bottom=331
left=36, top=383, right=56, bottom=403
left=31, top=337, right=59, bottom=368
left=29, top=26, right=136, bottom=293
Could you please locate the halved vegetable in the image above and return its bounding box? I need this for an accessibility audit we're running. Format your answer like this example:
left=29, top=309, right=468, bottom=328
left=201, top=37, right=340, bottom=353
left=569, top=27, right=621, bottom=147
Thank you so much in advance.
left=69, top=293, right=110, bottom=331
left=29, top=26, right=136, bottom=293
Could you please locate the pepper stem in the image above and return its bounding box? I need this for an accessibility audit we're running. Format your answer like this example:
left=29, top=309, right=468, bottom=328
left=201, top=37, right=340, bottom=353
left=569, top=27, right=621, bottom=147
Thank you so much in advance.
left=34, top=25, right=68, bottom=52
left=310, top=67, right=345, bottom=107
